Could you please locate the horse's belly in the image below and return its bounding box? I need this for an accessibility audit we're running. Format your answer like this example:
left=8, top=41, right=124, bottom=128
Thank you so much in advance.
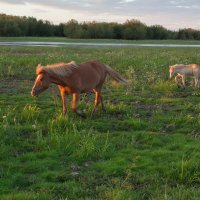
left=80, top=86, right=94, bottom=93
left=80, top=88, right=89, bottom=93
left=80, top=79, right=101, bottom=92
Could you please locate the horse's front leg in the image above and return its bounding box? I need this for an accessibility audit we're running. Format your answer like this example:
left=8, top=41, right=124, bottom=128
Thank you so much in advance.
left=175, top=75, right=179, bottom=85
left=181, top=75, right=186, bottom=87
left=91, top=91, right=101, bottom=118
left=72, top=93, right=86, bottom=118
left=60, top=91, right=68, bottom=114
left=194, top=77, right=199, bottom=88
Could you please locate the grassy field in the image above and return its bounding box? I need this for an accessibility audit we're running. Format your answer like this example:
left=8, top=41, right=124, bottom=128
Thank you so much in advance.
left=0, top=44, right=200, bottom=199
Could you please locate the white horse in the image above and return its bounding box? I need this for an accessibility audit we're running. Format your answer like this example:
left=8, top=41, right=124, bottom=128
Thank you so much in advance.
left=169, top=64, right=200, bottom=88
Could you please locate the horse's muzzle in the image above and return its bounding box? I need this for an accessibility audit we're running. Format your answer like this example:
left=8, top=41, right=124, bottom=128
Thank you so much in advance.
left=31, top=90, right=38, bottom=97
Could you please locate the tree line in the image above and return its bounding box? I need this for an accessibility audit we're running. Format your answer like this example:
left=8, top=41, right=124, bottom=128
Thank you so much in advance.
left=0, top=14, right=64, bottom=36
left=1, top=13, right=200, bottom=40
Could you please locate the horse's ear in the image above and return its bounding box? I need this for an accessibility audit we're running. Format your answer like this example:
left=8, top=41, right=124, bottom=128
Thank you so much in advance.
left=36, top=64, right=43, bottom=74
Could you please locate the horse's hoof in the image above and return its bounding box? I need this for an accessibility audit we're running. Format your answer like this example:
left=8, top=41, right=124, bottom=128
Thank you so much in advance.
left=101, top=108, right=106, bottom=113
left=76, top=110, right=86, bottom=118
left=90, top=111, right=97, bottom=119
left=80, top=113, right=87, bottom=119
left=90, top=114, right=95, bottom=119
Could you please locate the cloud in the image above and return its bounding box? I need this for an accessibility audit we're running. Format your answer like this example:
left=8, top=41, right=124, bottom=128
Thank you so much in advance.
left=119, top=0, right=137, bottom=3
left=176, top=5, right=199, bottom=9
left=176, top=5, right=191, bottom=8
left=1, top=0, right=199, bottom=14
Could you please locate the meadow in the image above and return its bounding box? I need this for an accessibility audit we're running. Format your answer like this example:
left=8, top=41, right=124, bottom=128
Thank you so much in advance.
left=0, top=42, right=200, bottom=199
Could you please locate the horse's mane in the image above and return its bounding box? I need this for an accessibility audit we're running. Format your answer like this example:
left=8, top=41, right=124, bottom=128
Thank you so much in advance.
left=36, top=61, right=79, bottom=77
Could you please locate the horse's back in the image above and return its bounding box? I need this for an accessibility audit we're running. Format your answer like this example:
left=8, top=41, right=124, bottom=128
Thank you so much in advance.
left=174, top=64, right=199, bottom=76
left=190, top=64, right=200, bottom=76
left=190, top=64, right=199, bottom=69
left=69, top=61, right=107, bottom=92
left=78, top=61, right=106, bottom=78
left=80, top=61, right=105, bottom=73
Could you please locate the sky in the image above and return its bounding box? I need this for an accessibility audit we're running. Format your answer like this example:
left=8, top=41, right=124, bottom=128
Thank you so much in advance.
left=0, top=0, right=200, bottom=30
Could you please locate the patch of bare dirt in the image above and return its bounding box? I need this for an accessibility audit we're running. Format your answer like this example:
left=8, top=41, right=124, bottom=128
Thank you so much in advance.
left=130, top=101, right=176, bottom=119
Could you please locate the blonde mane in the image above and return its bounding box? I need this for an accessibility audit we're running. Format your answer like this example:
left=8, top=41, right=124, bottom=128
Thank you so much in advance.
left=36, top=61, right=79, bottom=77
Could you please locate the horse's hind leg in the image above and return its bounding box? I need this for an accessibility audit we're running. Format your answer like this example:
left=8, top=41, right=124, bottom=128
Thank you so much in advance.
left=91, top=91, right=101, bottom=118
left=99, top=95, right=105, bottom=112
left=72, top=93, right=86, bottom=118
left=181, top=75, right=186, bottom=87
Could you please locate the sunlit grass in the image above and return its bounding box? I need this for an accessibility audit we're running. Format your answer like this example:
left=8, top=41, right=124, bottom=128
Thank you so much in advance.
left=0, top=44, right=200, bottom=199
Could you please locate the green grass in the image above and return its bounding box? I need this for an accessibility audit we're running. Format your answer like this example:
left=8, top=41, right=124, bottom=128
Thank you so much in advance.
left=0, top=44, right=200, bottom=199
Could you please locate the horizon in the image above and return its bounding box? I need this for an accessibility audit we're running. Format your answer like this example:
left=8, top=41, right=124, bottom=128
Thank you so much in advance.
left=0, top=0, right=200, bottom=31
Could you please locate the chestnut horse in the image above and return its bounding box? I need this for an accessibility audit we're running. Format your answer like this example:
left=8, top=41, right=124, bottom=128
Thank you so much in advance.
left=31, top=61, right=127, bottom=118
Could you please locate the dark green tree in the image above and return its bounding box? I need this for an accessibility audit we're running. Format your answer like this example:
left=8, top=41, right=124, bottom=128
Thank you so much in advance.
left=122, top=19, right=147, bottom=40
left=63, top=19, right=83, bottom=38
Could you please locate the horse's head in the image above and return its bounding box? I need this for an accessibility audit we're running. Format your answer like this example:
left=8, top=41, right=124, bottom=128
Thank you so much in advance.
left=31, top=64, right=50, bottom=97
left=169, top=65, right=175, bottom=79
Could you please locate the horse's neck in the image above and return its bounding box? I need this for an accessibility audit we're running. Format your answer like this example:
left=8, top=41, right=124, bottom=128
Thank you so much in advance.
left=49, top=74, right=67, bottom=86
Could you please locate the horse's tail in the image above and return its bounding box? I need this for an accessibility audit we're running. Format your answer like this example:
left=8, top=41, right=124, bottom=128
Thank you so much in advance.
left=105, top=65, right=127, bottom=83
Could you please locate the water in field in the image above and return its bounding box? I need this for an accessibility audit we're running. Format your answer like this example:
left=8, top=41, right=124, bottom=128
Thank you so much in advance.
left=1, top=41, right=200, bottom=48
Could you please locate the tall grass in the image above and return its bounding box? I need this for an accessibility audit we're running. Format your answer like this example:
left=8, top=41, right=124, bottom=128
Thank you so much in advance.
left=0, top=44, right=200, bottom=199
